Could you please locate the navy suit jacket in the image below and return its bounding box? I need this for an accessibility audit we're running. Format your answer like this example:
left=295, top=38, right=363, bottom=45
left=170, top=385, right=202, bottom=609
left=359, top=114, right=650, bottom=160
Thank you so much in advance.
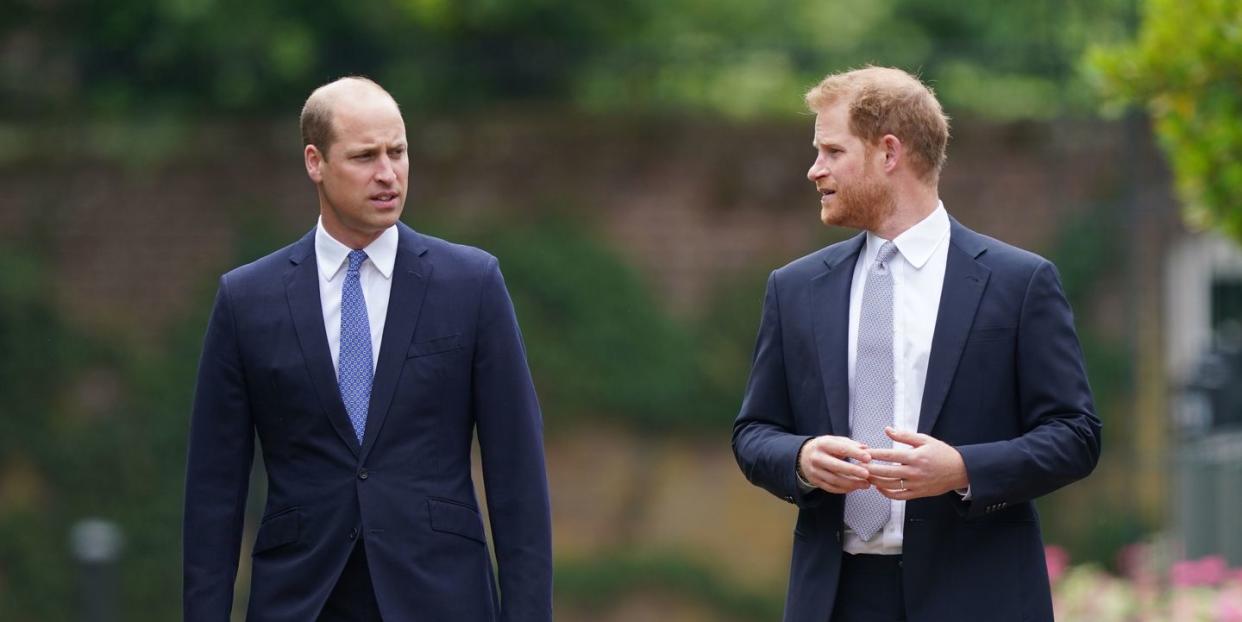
left=732, top=219, right=1101, bottom=622
left=184, top=222, right=552, bottom=621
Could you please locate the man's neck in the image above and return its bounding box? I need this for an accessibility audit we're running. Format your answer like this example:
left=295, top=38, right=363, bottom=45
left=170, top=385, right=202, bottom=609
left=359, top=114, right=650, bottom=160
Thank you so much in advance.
left=869, top=186, right=940, bottom=240
left=320, top=213, right=384, bottom=250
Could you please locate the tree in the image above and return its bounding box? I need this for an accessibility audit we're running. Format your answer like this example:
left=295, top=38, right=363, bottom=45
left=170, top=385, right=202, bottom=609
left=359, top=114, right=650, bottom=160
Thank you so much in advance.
left=5, top=0, right=1132, bottom=121
left=1087, top=0, right=1242, bottom=242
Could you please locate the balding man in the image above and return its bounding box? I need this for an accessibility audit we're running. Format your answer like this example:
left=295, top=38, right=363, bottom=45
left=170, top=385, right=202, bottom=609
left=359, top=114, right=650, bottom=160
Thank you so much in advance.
left=184, top=77, right=552, bottom=621
left=732, top=67, right=1101, bottom=621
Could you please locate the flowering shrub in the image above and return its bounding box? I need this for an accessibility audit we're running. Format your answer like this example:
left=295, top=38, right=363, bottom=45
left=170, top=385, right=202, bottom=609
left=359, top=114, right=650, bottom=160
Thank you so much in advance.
left=1049, top=544, right=1242, bottom=621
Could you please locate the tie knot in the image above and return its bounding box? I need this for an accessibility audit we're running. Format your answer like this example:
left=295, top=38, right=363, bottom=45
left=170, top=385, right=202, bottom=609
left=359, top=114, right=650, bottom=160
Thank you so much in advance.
left=347, top=250, right=368, bottom=273
left=874, top=241, right=898, bottom=268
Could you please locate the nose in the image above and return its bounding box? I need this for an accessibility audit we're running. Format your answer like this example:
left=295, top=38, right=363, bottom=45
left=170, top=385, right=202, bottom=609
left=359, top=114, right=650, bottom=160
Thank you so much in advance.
left=374, top=154, right=397, bottom=184
left=807, top=154, right=827, bottom=183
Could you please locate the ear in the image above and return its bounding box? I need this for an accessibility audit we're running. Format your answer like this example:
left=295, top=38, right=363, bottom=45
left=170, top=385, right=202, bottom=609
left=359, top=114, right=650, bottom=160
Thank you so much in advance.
left=305, top=145, right=324, bottom=183
left=879, top=134, right=902, bottom=174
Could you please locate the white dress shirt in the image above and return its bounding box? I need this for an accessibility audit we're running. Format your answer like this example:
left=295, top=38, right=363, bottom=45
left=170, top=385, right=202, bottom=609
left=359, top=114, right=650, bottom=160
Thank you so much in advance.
left=315, top=217, right=398, bottom=374
left=843, top=203, right=950, bottom=555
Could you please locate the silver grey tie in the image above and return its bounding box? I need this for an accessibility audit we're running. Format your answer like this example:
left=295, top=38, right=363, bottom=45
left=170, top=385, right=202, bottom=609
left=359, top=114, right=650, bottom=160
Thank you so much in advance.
left=844, top=241, right=898, bottom=542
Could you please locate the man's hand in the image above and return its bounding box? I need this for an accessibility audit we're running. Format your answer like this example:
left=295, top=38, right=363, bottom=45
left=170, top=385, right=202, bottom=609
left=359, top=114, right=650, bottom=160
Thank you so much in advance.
left=865, top=427, right=969, bottom=500
left=799, top=435, right=874, bottom=494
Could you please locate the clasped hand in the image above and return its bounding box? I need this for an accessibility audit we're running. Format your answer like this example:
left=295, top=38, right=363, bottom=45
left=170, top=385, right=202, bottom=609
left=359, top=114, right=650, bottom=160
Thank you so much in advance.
left=797, top=427, right=968, bottom=499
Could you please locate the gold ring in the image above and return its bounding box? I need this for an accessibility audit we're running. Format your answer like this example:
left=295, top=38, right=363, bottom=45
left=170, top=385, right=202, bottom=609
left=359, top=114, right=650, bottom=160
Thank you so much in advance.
left=899, top=479, right=906, bottom=491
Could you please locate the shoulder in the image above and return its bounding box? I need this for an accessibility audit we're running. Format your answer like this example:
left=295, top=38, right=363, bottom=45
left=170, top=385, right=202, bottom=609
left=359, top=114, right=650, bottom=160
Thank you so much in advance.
left=219, top=230, right=313, bottom=293
left=401, top=224, right=498, bottom=279
left=951, top=220, right=1052, bottom=280
left=771, top=232, right=865, bottom=285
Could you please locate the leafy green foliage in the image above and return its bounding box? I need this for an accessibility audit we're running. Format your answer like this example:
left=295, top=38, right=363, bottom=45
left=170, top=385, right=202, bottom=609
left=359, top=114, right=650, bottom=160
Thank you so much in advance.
left=0, top=248, right=97, bottom=621
left=577, top=0, right=1135, bottom=120
left=440, top=214, right=761, bottom=433
left=0, top=250, right=187, bottom=619
left=1087, top=0, right=1242, bottom=242
left=470, top=216, right=700, bottom=428
left=6, top=0, right=1133, bottom=120
left=1039, top=203, right=1148, bottom=567
left=0, top=238, right=245, bottom=620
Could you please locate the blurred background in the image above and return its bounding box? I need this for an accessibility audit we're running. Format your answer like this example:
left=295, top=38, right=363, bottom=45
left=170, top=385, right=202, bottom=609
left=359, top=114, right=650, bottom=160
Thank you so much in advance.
left=3, top=0, right=1242, bottom=619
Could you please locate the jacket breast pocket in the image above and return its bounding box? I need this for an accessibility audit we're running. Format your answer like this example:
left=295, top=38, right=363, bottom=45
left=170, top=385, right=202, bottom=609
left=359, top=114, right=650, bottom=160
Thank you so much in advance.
left=408, top=334, right=463, bottom=358
left=967, top=326, right=1015, bottom=343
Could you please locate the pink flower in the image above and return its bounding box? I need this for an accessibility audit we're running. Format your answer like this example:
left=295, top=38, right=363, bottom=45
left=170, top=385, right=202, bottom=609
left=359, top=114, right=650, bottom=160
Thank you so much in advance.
left=1171, top=555, right=1229, bottom=587
left=1045, top=544, right=1069, bottom=584
left=1217, top=587, right=1242, bottom=622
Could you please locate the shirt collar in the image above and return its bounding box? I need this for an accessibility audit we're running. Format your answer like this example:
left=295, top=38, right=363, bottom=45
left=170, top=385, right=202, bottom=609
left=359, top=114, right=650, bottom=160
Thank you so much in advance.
left=315, top=217, right=399, bottom=281
left=864, top=201, right=950, bottom=270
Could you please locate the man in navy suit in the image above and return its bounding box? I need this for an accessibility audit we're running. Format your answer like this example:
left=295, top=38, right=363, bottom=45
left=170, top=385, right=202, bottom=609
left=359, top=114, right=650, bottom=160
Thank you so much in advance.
left=183, top=77, right=552, bottom=621
left=732, top=67, right=1101, bottom=621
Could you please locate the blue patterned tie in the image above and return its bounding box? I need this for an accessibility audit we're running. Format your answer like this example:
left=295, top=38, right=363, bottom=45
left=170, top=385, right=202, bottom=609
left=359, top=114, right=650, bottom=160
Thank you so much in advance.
left=844, top=241, right=899, bottom=541
left=339, top=250, right=373, bottom=444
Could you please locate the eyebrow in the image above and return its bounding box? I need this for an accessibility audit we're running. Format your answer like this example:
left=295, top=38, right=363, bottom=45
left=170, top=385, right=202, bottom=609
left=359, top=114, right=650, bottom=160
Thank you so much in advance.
left=346, top=142, right=406, bottom=156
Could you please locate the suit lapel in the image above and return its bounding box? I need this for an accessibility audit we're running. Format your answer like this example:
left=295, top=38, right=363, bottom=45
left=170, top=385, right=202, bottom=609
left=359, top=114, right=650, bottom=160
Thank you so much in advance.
left=918, top=220, right=991, bottom=434
left=812, top=234, right=865, bottom=437
left=285, top=230, right=360, bottom=457
left=359, top=224, right=431, bottom=462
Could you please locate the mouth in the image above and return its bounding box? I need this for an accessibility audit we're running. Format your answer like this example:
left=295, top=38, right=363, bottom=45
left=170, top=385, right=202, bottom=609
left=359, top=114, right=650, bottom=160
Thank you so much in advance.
left=819, top=188, right=836, bottom=204
left=369, top=191, right=400, bottom=209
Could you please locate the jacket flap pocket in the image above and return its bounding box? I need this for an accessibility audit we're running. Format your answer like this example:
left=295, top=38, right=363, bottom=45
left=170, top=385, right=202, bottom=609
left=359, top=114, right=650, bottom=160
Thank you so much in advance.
left=408, top=334, right=462, bottom=358
left=427, top=497, right=485, bottom=544
left=253, top=508, right=300, bottom=554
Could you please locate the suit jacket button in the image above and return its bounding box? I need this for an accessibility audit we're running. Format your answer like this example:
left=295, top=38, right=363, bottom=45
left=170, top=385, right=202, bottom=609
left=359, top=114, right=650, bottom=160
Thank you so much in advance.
left=348, top=528, right=358, bottom=540
left=358, top=469, right=369, bottom=480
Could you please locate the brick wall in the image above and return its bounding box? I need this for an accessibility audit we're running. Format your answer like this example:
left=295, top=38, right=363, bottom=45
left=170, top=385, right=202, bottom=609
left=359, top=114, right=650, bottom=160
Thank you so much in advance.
left=0, top=114, right=1181, bottom=340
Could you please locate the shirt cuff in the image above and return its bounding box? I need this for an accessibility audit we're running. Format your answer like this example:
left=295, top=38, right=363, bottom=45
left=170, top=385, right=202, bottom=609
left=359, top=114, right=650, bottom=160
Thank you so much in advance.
left=795, top=438, right=817, bottom=492
left=956, top=486, right=971, bottom=500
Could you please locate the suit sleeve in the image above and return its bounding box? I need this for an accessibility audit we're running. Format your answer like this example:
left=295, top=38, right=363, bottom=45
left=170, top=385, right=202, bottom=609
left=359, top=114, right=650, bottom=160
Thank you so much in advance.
left=955, top=261, right=1102, bottom=518
left=472, top=258, right=553, bottom=622
left=183, top=275, right=255, bottom=620
left=732, top=272, right=825, bottom=508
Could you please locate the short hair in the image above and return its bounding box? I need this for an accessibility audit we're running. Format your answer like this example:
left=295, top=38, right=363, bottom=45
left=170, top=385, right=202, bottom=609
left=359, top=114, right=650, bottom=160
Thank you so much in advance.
left=805, top=66, right=949, bottom=181
left=300, top=76, right=393, bottom=159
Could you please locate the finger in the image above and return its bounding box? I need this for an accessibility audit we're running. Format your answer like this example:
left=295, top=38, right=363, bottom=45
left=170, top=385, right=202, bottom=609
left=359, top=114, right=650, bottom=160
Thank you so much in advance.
left=804, top=459, right=868, bottom=491
left=811, top=453, right=871, bottom=480
left=814, top=471, right=872, bottom=494
left=876, top=486, right=916, bottom=500
left=818, top=436, right=872, bottom=463
left=862, top=462, right=911, bottom=480
left=885, top=426, right=930, bottom=447
left=866, top=447, right=914, bottom=464
left=867, top=475, right=904, bottom=492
